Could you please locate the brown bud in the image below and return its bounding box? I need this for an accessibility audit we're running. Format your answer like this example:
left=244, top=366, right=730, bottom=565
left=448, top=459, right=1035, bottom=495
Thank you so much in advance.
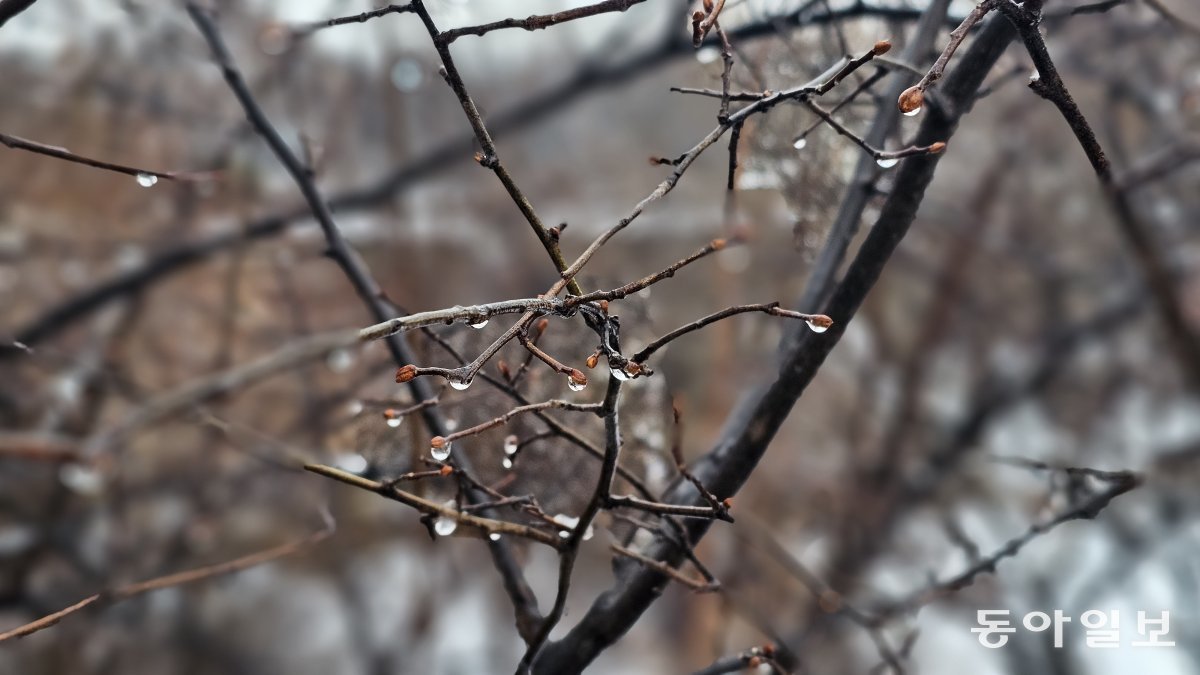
left=497, top=360, right=511, bottom=379
left=536, top=318, right=550, bottom=335
left=929, top=141, right=947, bottom=154
left=807, top=314, right=834, bottom=330
left=430, top=436, right=447, bottom=450
left=722, top=497, right=733, bottom=509
left=568, top=369, right=588, bottom=387
left=623, top=362, right=643, bottom=377
left=762, top=644, right=777, bottom=657
left=586, top=353, right=600, bottom=369
left=691, top=10, right=705, bottom=21
left=598, top=299, right=609, bottom=313
left=897, top=85, right=924, bottom=114
left=872, top=39, right=892, bottom=55
left=383, top=408, right=398, bottom=420
left=473, top=151, right=485, bottom=164
left=748, top=657, right=763, bottom=667
left=439, top=465, right=454, bottom=476
left=711, top=238, right=726, bottom=251
left=395, top=364, right=418, bottom=383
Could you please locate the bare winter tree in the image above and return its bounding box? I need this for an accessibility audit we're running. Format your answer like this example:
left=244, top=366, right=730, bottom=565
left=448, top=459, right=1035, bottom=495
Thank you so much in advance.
left=1, top=0, right=1198, bottom=673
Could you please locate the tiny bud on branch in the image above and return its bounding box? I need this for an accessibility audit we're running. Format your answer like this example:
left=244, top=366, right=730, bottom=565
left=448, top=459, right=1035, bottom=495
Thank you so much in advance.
left=898, top=85, right=924, bottom=114
left=395, top=364, right=418, bottom=383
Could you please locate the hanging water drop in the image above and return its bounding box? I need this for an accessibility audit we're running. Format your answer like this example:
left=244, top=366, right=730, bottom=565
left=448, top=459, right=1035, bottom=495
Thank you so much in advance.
left=434, top=515, right=457, bottom=537
left=902, top=106, right=922, bottom=117
left=429, top=437, right=451, bottom=461
left=135, top=173, right=158, bottom=188
left=469, top=318, right=488, bottom=329
left=503, top=435, right=519, bottom=456
left=876, top=157, right=899, bottom=169
left=610, top=366, right=631, bottom=382
left=59, top=463, right=104, bottom=496
left=326, top=348, right=354, bottom=373
left=502, top=457, right=513, bottom=470
left=567, top=375, right=587, bottom=392
left=552, top=514, right=594, bottom=541
left=695, top=46, right=720, bottom=65
left=806, top=319, right=831, bottom=334
left=489, top=532, right=501, bottom=542
left=386, top=416, right=402, bottom=429
left=449, top=376, right=472, bottom=391
left=792, top=137, right=807, bottom=150
left=333, top=452, right=369, bottom=474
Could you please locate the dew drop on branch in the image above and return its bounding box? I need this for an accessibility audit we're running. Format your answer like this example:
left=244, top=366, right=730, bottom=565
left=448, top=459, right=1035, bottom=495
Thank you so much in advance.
left=567, top=375, right=587, bottom=392
left=469, top=319, right=488, bottom=329
left=502, top=457, right=513, bottom=470
left=386, top=416, right=403, bottom=429
left=806, top=319, right=831, bottom=334
left=792, top=137, right=807, bottom=150
left=902, top=106, right=922, bottom=117
left=695, top=46, right=720, bottom=64
left=326, top=349, right=354, bottom=373
left=434, top=514, right=458, bottom=537
left=135, top=173, right=158, bottom=188
left=449, top=376, right=472, bottom=391
left=503, top=435, right=518, bottom=456
left=876, top=157, right=899, bottom=169
left=431, top=439, right=453, bottom=462
left=489, top=532, right=501, bottom=541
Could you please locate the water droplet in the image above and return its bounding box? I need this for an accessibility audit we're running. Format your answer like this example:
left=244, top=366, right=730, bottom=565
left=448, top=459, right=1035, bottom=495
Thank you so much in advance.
left=449, top=376, right=472, bottom=391
left=792, top=137, right=807, bottom=150
left=695, top=46, right=720, bottom=65
left=469, top=319, right=488, bottom=329
left=610, top=367, right=631, bottom=382
left=346, top=400, right=364, bottom=416
left=806, top=319, right=830, bottom=334
left=390, top=58, right=424, bottom=92
left=489, top=532, right=501, bottom=541
left=502, top=457, right=513, bottom=470
left=902, top=106, right=922, bottom=117
left=333, top=452, right=369, bottom=474
left=567, top=375, right=587, bottom=392
left=876, top=157, right=899, bottom=169
left=552, top=514, right=594, bottom=541
left=326, top=349, right=354, bottom=373
left=443, top=419, right=458, bottom=432
left=59, top=463, right=104, bottom=496
left=386, top=417, right=403, bottom=429
left=431, top=440, right=452, bottom=462
left=135, top=173, right=158, bottom=188
left=503, top=435, right=519, bottom=456
left=434, top=515, right=458, bottom=537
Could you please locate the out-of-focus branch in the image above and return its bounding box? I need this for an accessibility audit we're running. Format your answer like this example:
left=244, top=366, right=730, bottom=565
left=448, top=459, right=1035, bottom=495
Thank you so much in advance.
left=0, top=511, right=335, bottom=642
left=0, top=0, right=38, bottom=28
left=996, top=0, right=1200, bottom=388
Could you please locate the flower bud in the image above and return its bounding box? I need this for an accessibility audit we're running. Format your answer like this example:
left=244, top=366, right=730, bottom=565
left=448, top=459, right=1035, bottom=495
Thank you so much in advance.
left=872, top=39, right=892, bottom=55
left=395, top=364, right=418, bottom=383
left=897, top=85, right=924, bottom=114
